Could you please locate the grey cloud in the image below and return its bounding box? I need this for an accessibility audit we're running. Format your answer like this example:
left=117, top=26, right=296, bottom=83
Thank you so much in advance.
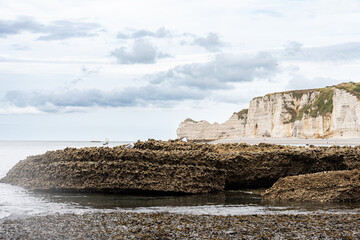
left=110, top=39, right=170, bottom=64
left=117, top=29, right=224, bottom=53
left=181, top=32, right=197, bottom=37
left=191, top=33, right=224, bottom=52
left=11, top=44, right=30, bottom=51
left=0, top=16, right=102, bottom=40
left=279, top=42, right=360, bottom=62
left=63, top=78, right=82, bottom=91
left=157, top=52, right=172, bottom=59
left=4, top=86, right=205, bottom=112
left=81, top=66, right=99, bottom=75
left=71, top=78, right=82, bottom=85
left=253, top=10, right=283, bottom=18
left=147, top=52, right=279, bottom=89
left=116, top=32, right=130, bottom=39
left=117, top=27, right=172, bottom=39
left=284, top=41, right=302, bottom=56
left=37, top=21, right=101, bottom=40
left=0, top=16, right=42, bottom=37
left=4, top=52, right=278, bottom=112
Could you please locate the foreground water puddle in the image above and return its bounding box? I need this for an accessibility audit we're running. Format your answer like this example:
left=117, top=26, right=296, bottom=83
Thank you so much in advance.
left=2, top=184, right=360, bottom=220
left=33, top=190, right=360, bottom=216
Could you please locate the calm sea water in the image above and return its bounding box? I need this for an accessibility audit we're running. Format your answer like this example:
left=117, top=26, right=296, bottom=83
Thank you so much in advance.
left=0, top=141, right=359, bottom=220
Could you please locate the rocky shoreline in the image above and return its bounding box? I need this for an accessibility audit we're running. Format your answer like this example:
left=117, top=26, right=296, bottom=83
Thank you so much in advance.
left=2, top=139, right=360, bottom=238
left=1, top=139, right=360, bottom=197
left=1, top=211, right=360, bottom=239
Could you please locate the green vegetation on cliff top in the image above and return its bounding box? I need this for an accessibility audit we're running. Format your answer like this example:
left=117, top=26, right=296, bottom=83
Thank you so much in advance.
left=284, top=87, right=334, bottom=123
left=335, top=82, right=360, bottom=100
left=255, top=82, right=359, bottom=124
left=235, top=109, right=248, bottom=120
left=258, top=82, right=360, bottom=100
left=184, top=118, right=198, bottom=123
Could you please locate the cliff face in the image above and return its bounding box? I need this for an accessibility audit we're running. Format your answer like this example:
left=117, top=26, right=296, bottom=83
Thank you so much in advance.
left=176, top=113, right=247, bottom=140
left=177, top=82, right=360, bottom=140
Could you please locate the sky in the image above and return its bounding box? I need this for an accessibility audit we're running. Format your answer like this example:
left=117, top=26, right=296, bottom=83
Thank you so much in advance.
left=1, top=0, right=360, bottom=141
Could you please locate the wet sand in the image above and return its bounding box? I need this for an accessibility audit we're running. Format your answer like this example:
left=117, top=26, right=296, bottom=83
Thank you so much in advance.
left=1, top=212, right=360, bottom=239
left=212, top=137, right=360, bottom=146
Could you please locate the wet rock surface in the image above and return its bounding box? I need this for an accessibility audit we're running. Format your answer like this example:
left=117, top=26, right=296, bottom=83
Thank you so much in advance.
left=1, top=212, right=360, bottom=239
left=263, top=169, right=360, bottom=202
left=1, top=139, right=360, bottom=194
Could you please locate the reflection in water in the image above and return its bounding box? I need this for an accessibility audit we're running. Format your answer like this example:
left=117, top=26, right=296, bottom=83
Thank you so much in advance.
left=36, top=190, right=360, bottom=215
left=37, top=191, right=261, bottom=209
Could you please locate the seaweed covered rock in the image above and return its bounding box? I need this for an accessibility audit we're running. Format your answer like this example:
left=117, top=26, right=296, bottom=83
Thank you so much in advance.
left=2, top=140, right=360, bottom=194
left=224, top=147, right=354, bottom=189
left=127, top=140, right=360, bottom=189
left=262, top=169, right=360, bottom=202
left=0, top=147, right=225, bottom=194
left=133, top=139, right=288, bottom=153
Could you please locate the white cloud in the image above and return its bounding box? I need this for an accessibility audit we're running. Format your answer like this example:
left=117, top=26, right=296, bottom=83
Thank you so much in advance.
left=0, top=16, right=102, bottom=40
left=117, top=27, right=172, bottom=39
left=0, top=104, right=42, bottom=115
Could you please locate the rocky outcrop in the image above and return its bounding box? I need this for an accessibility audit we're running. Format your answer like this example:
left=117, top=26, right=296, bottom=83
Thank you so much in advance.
left=0, top=145, right=225, bottom=194
left=177, top=82, right=360, bottom=140
left=262, top=169, right=360, bottom=202
left=2, top=140, right=360, bottom=194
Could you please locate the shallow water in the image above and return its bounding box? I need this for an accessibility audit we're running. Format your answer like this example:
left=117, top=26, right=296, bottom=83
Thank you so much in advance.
left=0, top=141, right=359, bottom=220
left=0, top=141, right=130, bottom=219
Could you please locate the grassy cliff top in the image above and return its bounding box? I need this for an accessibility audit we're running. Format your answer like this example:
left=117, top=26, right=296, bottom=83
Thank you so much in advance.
left=253, top=87, right=327, bottom=100
left=335, top=82, right=360, bottom=99
left=252, top=82, right=359, bottom=124
left=234, top=109, right=248, bottom=120
left=183, top=118, right=198, bottom=123
left=253, top=82, right=360, bottom=100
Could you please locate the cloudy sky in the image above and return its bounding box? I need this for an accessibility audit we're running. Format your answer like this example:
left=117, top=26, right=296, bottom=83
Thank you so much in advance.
left=1, top=0, right=360, bottom=141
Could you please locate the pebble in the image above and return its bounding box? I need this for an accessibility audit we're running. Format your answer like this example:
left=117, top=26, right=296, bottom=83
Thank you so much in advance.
left=1, top=212, right=360, bottom=239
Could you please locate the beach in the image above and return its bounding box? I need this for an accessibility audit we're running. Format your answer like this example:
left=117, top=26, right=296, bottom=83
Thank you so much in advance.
left=1, top=211, right=360, bottom=239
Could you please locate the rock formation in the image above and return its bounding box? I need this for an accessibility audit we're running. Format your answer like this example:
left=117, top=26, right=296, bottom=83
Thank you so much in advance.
left=177, top=82, right=360, bottom=140
left=262, top=169, right=360, bottom=202
left=2, top=140, right=360, bottom=195
left=0, top=145, right=225, bottom=194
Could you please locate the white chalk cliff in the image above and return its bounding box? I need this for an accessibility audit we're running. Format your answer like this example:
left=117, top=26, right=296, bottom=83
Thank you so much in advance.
left=177, top=82, right=360, bottom=140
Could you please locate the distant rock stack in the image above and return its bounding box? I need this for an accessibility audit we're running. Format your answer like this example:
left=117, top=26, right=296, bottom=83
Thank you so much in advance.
left=177, top=82, right=360, bottom=141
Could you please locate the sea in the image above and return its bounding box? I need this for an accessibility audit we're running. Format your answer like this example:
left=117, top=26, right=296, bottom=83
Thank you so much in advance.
left=1, top=140, right=359, bottom=221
